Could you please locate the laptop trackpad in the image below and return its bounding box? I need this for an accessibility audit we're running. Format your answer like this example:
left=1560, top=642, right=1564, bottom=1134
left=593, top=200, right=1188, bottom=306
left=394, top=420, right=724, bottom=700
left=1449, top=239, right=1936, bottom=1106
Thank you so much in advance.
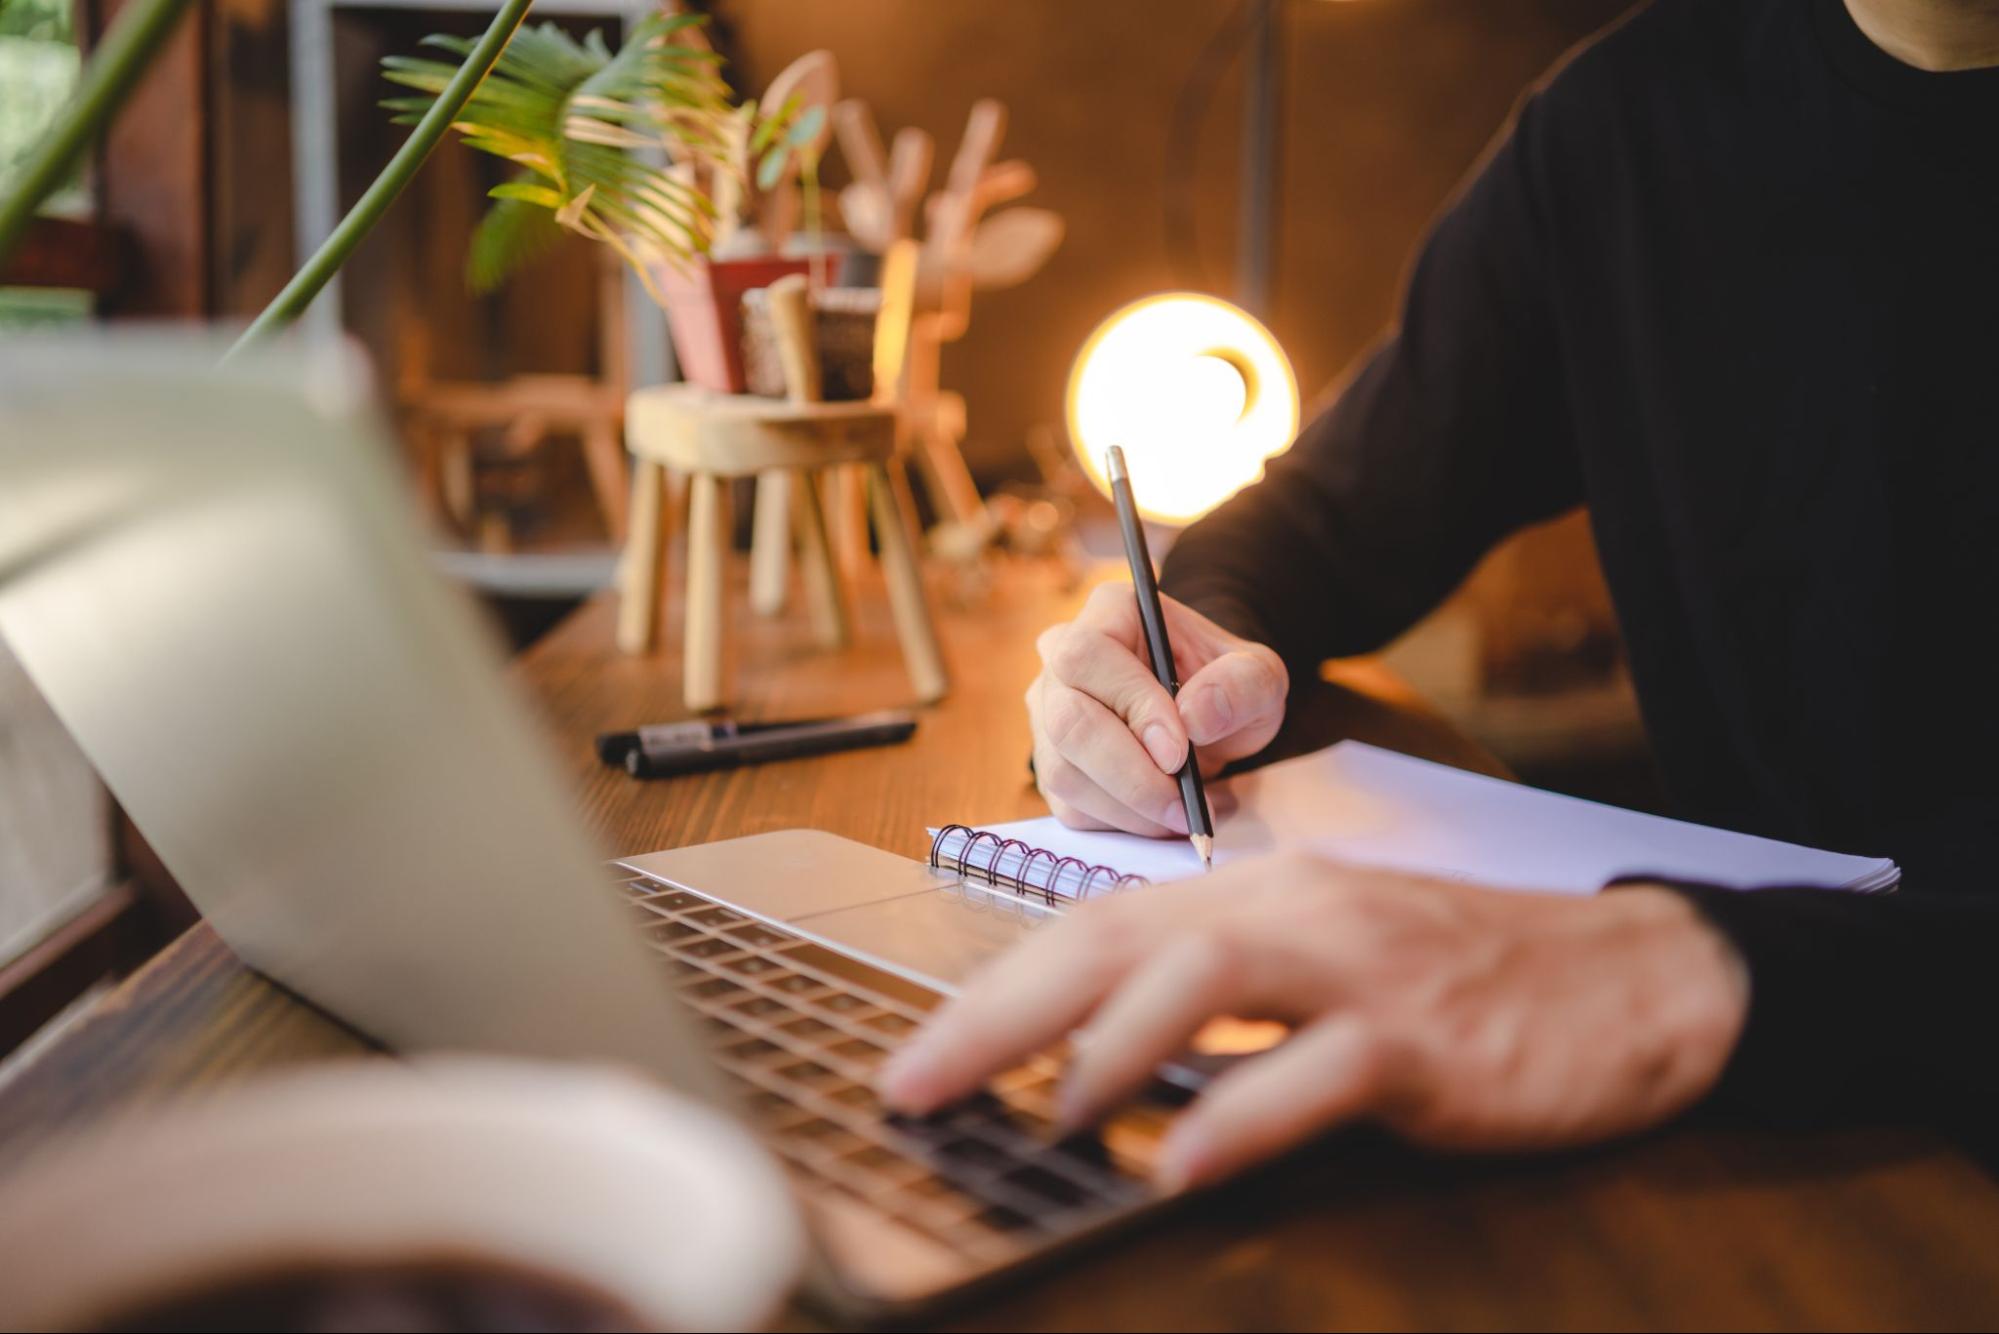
left=616, top=829, right=1051, bottom=993
left=787, top=886, right=1050, bottom=993
left=618, top=829, right=942, bottom=919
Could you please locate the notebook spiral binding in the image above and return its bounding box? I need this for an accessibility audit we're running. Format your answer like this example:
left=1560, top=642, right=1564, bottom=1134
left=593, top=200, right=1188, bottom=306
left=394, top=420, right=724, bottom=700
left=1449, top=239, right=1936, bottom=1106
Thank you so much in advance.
left=927, top=824, right=1149, bottom=906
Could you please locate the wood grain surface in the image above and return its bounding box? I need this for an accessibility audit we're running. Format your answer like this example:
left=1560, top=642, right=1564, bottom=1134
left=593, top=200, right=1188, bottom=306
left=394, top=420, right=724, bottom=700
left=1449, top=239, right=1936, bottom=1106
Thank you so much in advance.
left=2, top=559, right=1997, bottom=1330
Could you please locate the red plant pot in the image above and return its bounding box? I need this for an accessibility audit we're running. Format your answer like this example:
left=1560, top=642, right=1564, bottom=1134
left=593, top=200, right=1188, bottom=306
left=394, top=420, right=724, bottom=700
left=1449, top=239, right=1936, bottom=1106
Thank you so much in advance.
left=653, top=255, right=812, bottom=393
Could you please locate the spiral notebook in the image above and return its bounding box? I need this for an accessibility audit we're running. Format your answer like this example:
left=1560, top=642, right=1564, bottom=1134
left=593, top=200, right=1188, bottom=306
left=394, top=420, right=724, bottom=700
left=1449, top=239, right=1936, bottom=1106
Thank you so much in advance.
left=928, top=741, right=1898, bottom=907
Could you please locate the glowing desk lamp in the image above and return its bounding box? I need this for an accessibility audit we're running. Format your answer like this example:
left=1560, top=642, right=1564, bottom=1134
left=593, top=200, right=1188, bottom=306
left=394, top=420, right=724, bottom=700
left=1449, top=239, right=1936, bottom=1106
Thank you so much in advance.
left=1066, top=293, right=1300, bottom=525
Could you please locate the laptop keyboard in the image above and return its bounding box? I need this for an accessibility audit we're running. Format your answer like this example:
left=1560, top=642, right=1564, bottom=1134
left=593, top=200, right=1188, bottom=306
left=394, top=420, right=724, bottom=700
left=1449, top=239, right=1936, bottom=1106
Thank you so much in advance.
left=620, top=876, right=1157, bottom=1260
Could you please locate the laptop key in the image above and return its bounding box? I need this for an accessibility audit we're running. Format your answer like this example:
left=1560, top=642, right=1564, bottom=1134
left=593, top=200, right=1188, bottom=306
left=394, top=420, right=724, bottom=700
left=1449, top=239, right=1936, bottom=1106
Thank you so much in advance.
left=968, top=1203, right=1040, bottom=1234
left=1001, top=1164, right=1090, bottom=1208
left=774, top=1059, right=843, bottom=1090
left=883, top=1110, right=962, bottom=1145
left=685, top=976, right=747, bottom=1001
left=823, top=1037, right=890, bottom=1071
left=824, top=1082, right=877, bottom=1109
left=841, top=1142, right=901, bottom=1171
left=787, top=1117, right=853, bottom=1144
left=719, top=1036, right=784, bottom=1065
left=939, top=1136, right=1014, bottom=1170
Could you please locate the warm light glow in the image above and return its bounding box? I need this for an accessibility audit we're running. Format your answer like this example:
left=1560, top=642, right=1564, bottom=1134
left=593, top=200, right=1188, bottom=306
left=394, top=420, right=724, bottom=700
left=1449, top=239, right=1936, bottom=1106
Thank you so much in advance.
left=1066, top=294, right=1299, bottom=525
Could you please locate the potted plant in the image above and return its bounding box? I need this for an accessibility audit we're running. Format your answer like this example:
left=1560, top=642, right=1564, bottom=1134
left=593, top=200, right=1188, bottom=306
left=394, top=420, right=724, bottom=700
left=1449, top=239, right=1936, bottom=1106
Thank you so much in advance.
left=733, top=71, right=886, bottom=402
left=382, top=15, right=845, bottom=395
left=654, top=73, right=836, bottom=395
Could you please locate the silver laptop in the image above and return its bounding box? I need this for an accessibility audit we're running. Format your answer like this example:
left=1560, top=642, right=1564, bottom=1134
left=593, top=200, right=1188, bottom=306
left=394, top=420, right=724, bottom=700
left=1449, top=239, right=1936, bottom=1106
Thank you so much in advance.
left=0, top=332, right=1175, bottom=1316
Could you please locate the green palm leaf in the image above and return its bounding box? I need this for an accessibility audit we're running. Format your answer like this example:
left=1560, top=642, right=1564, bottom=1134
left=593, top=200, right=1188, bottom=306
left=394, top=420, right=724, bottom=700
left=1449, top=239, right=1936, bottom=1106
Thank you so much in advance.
left=381, top=11, right=732, bottom=293
left=466, top=192, right=564, bottom=294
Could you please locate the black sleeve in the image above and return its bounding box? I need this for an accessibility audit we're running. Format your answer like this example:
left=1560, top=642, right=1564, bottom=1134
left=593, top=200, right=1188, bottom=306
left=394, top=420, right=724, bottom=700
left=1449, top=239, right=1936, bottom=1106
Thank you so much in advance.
left=1160, top=93, right=1584, bottom=670
left=1659, top=884, right=1999, bottom=1137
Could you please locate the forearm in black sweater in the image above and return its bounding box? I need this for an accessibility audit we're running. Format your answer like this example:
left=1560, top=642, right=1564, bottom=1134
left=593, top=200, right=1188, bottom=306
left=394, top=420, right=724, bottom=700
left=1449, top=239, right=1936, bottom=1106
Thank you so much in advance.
left=1161, top=92, right=1584, bottom=674
left=1659, top=883, right=1999, bottom=1136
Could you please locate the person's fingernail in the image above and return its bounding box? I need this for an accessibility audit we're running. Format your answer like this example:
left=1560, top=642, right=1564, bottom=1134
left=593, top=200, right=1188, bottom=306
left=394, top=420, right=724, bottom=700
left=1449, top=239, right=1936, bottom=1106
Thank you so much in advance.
left=1185, top=689, right=1233, bottom=745
left=1141, top=721, right=1185, bottom=772
left=1157, top=798, right=1189, bottom=834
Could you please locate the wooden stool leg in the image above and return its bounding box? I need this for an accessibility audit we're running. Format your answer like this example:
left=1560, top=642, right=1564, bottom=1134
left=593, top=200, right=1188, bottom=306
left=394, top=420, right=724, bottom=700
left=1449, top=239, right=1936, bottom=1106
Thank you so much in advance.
left=919, top=428, right=985, bottom=528
left=582, top=420, right=631, bottom=544
left=616, top=460, right=671, bottom=655
left=749, top=470, right=792, bottom=617
left=829, top=464, right=870, bottom=578
left=793, top=470, right=851, bottom=649
left=684, top=472, right=731, bottom=712
left=913, top=390, right=984, bottom=527
left=887, top=455, right=922, bottom=546
left=866, top=463, right=948, bottom=703
left=664, top=468, right=689, bottom=529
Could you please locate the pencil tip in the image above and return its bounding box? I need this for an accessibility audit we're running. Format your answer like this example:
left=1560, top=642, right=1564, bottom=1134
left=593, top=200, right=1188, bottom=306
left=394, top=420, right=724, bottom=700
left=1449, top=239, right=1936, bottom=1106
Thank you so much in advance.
left=1191, top=833, right=1213, bottom=869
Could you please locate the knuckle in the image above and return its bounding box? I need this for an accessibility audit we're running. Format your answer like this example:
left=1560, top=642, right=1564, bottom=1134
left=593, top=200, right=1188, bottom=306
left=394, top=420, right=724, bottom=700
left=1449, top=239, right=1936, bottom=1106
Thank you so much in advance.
left=1034, top=623, right=1070, bottom=666
left=1269, top=847, right=1328, bottom=885
left=1036, top=755, right=1088, bottom=804
left=1243, top=644, right=1287, bottom=695
left=1084, top=581, right=1129, bottom=617
left=1350, top=1018, right=1425, bottom=1107
left=1123, top=683, right=1171, bottom=731
left=1039, top=687, right=1094, bottom=754
left=1263, top=853, right=1359, bottom=921
left=1222, top=647, right=1283, bottom=704
left=1046, top=795, right=1090, bottom=829
left=1024, top=673, right=1052, bottom=723
left=1177, top=931, right=1247, bottom=993
left=1341, top=1016, right=1389, bottom=1082
left=1044, top=627, right=1101, bottom=683
left=1071, top=895, right=1116, bottom=930
left=1072, top=892, right=1138, bottom=937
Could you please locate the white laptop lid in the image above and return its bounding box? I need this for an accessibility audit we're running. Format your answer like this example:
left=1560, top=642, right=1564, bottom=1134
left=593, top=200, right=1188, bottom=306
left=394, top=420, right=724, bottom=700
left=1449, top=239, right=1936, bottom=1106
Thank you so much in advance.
left=0, top=332, right=727, bottom=1105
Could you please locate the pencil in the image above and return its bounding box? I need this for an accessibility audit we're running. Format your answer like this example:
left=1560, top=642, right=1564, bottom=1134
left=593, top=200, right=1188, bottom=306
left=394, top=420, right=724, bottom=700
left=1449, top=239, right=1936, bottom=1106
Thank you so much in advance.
left=1104, top=446, right=1215, bottom=869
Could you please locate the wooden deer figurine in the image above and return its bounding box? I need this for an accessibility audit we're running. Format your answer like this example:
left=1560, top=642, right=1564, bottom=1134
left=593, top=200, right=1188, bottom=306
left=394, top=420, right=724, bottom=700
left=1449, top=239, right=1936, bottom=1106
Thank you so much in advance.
left=832, top=97, right=1064, bottom=542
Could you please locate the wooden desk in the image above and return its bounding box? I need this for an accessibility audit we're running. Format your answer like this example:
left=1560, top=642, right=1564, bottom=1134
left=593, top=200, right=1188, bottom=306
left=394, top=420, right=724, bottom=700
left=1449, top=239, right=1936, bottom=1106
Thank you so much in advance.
left=3, top=560, right=1998, bottom=1329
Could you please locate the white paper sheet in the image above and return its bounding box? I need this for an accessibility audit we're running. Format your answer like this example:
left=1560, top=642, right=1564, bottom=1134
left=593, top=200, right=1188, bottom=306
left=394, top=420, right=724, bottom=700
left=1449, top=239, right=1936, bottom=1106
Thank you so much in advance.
left=939, top=741, right=1897, bottom=896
